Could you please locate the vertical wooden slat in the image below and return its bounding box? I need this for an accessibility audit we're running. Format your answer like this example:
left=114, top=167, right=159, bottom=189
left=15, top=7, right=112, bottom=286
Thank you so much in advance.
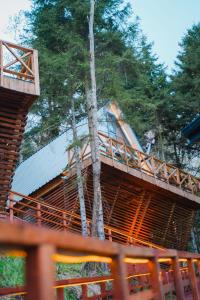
left=111, top=253, right=129, bottom=300
left=148, top=256, right=164, bottom=300
left=172, top=256, right=185, bottom=299
left=188, top=258, right=200, bottom=300
left=36, top=203, right=41, bottom=227
left=26, top=244, right=55, bottom=300
left=9, top=193, right=14, bottom=223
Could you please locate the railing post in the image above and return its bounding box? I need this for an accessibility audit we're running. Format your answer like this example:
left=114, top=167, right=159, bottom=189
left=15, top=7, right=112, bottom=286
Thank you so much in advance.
left=9, top=193, right=14, bottom=223
left=148, top=256, right=164, bottom=300
left=62, top=212, right=67, bottom=232
left=36, top=203, right=41, bottom=227
left=57, top=287, right=64, bottom=300
left=171, top=256, right=185, bottom=299
left=111, top=252, right=129, bottom=300
left=26, top=244, right=55, bottom=300
left=82, top=284, right=87, bottom=300
left=188, top=258, right=200, bottom=300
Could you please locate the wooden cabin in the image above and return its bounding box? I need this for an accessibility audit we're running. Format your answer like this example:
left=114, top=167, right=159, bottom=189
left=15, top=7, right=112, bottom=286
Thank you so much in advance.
left=10, top=102, right=200, bottom=250
left=0, top=40, right=39, bottom=212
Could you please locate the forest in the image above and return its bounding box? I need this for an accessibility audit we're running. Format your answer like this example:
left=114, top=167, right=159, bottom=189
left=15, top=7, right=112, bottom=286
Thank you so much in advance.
left=14, top=0, right=199, bottom=178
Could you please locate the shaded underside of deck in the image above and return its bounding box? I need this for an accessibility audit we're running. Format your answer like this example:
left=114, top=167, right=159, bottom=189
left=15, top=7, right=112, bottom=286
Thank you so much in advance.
left=21, top=156, right=200, bottom=250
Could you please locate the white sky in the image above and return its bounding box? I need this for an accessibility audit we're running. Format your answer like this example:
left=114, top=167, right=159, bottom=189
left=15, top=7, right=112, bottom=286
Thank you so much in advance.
left=0, top=0, right=31, bottom=40
left=0, top=0, right=200, bottom=72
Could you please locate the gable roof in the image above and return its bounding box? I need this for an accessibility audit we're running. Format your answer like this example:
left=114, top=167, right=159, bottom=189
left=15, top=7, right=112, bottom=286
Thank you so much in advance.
left=12, top=102, right=142, bottom=197
left=182, top=114, right=200, bottom=144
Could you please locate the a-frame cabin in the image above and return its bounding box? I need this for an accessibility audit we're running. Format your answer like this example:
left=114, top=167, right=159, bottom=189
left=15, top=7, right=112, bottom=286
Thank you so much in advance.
left=10, top=102, right=200, bottom=250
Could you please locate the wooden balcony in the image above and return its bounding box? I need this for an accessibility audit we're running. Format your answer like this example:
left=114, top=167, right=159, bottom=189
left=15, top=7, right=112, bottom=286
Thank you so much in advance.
left=0, top=40, right=39, bottom=211
left=0, top=40, right=39, bottom=96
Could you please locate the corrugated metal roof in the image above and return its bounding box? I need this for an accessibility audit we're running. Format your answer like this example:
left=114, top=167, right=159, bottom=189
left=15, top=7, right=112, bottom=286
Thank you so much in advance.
left=12, top=104, right=142, bottom=198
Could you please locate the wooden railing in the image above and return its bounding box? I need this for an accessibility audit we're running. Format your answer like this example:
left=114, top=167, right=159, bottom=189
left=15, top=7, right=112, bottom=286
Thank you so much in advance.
left=8, top=190, right=163, bottom=250
left=67, top=131, right=200, bottom=196
left=0, top=40, right=39, bottom=94
left=0, top=221, right=200, bottom=299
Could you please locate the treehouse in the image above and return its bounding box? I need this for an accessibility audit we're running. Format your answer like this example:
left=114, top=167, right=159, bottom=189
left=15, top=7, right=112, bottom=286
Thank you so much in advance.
left=10, top=102, right=200, bottom=251
left=0, top=40, right=39, bottom=212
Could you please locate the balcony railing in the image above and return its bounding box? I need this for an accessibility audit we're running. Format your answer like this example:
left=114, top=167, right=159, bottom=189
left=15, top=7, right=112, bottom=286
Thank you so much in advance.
left=8, top=190, right=163, bottom=250
left=67, top=131, right=200, bottom=196
left=0, top=40, right=39, bottom=95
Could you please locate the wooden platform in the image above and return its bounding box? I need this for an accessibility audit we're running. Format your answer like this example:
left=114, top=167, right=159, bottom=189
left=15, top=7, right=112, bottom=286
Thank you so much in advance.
left=0, top=40, right=39, bottom=210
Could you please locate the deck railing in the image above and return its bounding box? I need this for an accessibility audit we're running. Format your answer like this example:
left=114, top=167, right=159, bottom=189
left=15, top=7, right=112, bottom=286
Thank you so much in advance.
left=0, top=221, right=200, bottom=300
left=8, top=190, right=163, bottom=250
left=67, top=131, right=200, bottom=196
left=0, top=40, right=39, bottom=94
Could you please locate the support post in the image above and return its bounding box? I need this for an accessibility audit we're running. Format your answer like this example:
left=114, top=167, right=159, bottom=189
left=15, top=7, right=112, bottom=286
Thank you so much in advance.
left=26, top=244, right=55, bottom=300
left=188, top=258, right=200, bottom=300
left=111, top=253, right=129, bottom=300
left=172, top=256, right=185, bottom=299
left=148, top=256, right=164, bottom=300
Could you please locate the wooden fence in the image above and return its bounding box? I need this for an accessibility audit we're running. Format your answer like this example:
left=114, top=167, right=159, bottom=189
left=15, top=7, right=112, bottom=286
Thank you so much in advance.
left=0, top=221, right=200, bottom=299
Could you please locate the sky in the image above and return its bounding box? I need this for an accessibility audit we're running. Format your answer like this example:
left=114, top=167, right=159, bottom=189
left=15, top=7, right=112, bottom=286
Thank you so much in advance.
left=0, top=0, right=200, bottom=72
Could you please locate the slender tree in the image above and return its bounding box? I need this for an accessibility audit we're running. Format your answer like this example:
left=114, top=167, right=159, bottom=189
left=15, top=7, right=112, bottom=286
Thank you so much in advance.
left=87, top=0, right=105, bottom=239
left=70, top=96, right=88, bottom=237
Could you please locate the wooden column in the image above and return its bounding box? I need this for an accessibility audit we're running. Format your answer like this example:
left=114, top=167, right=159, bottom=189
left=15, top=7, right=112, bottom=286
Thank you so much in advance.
left=26, top=244, right=55, bottom=300
left=111, top=253, right=129, bottom=300
left=188, top=258, right=200, bottom=300
left=148, top=256, right=164, bottom=300
left=172, top=256, right=185, bottom=299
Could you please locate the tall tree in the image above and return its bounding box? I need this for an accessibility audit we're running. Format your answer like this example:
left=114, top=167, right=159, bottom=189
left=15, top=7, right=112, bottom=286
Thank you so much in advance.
left=87, top=0, right=104, bottom=239
left=70, top=95, right=88, bottom=237
left=159, top=23, right=200, bottom=172
left=19, top=0, right=167, bottom=161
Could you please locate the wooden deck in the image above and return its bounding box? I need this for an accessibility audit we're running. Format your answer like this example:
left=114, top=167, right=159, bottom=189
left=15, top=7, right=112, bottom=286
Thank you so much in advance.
left=0, top=40, right=39, bottom=211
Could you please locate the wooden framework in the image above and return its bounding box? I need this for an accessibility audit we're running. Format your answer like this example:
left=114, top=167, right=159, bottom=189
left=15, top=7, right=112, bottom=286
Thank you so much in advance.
left=9, top=132, right=200, bottom=250
left=0, top=40, right=39, bottom=211
left=0, top=221, right=200, bottom=299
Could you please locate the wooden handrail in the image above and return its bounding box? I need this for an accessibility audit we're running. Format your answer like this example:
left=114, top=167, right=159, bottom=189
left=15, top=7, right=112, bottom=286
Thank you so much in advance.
left=0, top=222, right=200, bottom=299
left=67, top=131, right=200, bottom=196
left=8, top=190, right=164, bottom=250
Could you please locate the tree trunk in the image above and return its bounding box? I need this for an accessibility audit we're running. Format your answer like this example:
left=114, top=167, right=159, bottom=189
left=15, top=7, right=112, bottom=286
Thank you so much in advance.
left=71, top=97, right=88, bottom=237
left=87, top=0, right=105, bottom=240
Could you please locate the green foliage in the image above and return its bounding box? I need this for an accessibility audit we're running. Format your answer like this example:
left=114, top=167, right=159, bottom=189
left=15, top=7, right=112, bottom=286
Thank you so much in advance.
left=0, top=257, right=25, bottom=287
left=17, top=0, right=167, bottom=160
left=158, top=23, right=200, bottom=170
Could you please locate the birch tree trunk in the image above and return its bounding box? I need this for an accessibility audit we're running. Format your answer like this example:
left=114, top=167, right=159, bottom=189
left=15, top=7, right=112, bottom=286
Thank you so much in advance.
left=71, top=97, right=88, bottom=237
left=87, top=0, right=105, bottom=240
